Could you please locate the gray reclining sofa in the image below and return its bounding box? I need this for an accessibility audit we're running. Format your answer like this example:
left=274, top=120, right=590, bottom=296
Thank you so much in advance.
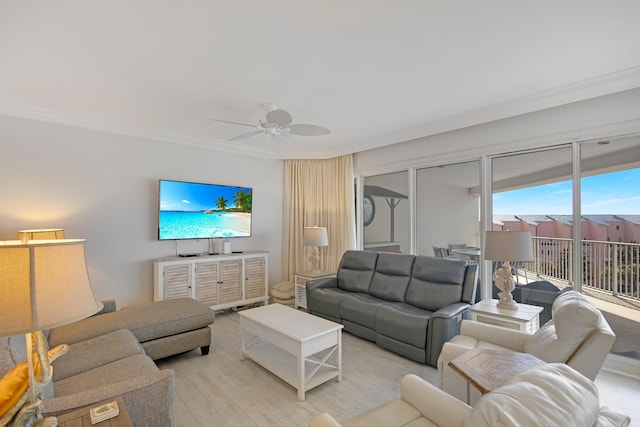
left=306, top=250, right=478, bottom=366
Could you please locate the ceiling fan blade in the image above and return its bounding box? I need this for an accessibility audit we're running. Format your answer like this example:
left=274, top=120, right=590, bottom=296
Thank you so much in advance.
left=288, top=124, right=331, bottom=136
left=229, top=131, right=263, bottom=141
left=266, top=109, right=292, bottom=127
left=211, top=118, right=257, bottom=129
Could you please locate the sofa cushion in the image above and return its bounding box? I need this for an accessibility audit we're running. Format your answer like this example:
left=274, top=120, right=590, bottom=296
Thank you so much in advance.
left=52, top=329, right=144, bottom=381
left=49, top=298, right=215, bottom=346
left=336, top=250, right=378, bottom=293
left=524, top=291, right=601, bottom=362
left=376, top=303, right=431, bottom=348
left=368, top=253, right=415, bottom=302
left=340, top=294, right=386, bottom=330
left=309, top=288, right=354, bottom=321
left=53, top=354, right=159, bottom=398
left=464, top=363, right=600, bottom=427
left=405, top=257, right=466, bottom=311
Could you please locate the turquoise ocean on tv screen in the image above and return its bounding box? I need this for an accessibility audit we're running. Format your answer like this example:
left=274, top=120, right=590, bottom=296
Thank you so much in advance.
left=159, top=211, right=251, bottom=239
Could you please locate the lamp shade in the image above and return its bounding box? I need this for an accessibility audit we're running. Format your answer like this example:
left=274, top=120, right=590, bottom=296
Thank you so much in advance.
left=0, top=239, right=102, bottom=336
left=18, top=228, right=65, bottom=241
left=303, top=226, right=328, bottom=247
left=484, top=231, right=534, bottom=262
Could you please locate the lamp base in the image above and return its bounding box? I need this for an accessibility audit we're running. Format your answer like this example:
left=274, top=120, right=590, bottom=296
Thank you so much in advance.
left=308, top=247, right=320, bottom=273
left=496, top=293, right=518, bottom=309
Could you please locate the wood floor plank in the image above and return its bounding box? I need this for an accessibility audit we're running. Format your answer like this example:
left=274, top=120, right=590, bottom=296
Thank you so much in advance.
left=157, top=309, right=639, bottom=427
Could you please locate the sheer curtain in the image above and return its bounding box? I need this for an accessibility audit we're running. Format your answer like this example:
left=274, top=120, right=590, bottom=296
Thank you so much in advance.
left=281, top=154, right=356, bottom=281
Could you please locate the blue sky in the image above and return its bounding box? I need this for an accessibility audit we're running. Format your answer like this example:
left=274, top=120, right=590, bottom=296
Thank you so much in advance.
left=159, top=180, right=251, bottom=211
left=493, top=168, right=640, bottom=215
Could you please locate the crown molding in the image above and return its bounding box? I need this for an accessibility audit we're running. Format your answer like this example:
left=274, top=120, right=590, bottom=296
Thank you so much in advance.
left=0, top=101, right=281, bottom=159
left=351, top=66, right=640, bottom=155
left=2, top=66, right=640, bottom=160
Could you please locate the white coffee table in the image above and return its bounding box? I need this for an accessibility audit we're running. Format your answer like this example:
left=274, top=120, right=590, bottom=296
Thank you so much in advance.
left=239, top=303, right=343, bottom=401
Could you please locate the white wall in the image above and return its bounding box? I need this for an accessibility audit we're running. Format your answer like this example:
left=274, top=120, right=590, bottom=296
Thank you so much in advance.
left=415, top=177, right=479, bottom=255
left=0, top=116, right=283, bottom=307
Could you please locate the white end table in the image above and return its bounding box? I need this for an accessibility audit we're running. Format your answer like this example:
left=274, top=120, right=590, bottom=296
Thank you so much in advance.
left=294, top=271, right=335, bottom=309
left=469, top=299, right=543, bottom=333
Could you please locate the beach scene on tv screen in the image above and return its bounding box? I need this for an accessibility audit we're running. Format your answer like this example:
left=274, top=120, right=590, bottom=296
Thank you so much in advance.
left=159, top=181, right=252, bottom=239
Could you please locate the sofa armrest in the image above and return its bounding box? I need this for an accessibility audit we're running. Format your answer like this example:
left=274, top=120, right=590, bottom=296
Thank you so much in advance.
left=426, top=303, right=469, bottom=366
left=93, top=299, right=117, bottom=316
left=432, top=302, right=469, bottom=320
left=400, top=374, right=471, bottom=427
left=460, top=319, right=529, bottom=352
left=42, top=369, right=175, bottom=426
left=307, top=277, right=338, bottom=292
left=309, top=413, right=343, bottom=427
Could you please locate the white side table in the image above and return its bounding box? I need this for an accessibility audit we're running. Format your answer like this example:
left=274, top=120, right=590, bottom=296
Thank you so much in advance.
left=469, top=299, right=543, bottom=333
left=294, top=271, right=335, bottom=310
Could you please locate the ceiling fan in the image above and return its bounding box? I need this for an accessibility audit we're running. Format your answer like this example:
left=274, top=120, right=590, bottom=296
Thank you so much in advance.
left=211, top=104, right=330, bottom=141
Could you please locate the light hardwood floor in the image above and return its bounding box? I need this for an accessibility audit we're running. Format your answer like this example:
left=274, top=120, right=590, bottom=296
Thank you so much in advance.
left=157, top=309, right=640, bottom=427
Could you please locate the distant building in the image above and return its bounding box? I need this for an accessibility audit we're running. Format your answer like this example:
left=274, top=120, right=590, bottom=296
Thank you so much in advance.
left=493, top=215, right=640, bottom=243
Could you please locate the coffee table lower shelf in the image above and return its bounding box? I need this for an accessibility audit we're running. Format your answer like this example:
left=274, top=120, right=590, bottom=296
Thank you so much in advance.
left=242, top=340, right=340, bottom=397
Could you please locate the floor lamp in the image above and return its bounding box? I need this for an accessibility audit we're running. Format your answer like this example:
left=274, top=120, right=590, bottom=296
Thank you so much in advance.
left=0, top=239, right=103, bottom=426
left=484, top=231, right=534, bottom=309
left=17, top=228, right=65, bottom=242
left=303, top=227, right=328, bottom=273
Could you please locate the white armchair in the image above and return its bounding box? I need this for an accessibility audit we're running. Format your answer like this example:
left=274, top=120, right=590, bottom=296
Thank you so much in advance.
left=310, top=364, right=629, bottom=427
left=438, top=290, right=616, bottom=405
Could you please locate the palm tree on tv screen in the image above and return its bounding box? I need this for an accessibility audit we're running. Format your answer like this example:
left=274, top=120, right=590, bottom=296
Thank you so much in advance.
left=216, top=196, right=228, bottom=211
left=233, top=190, right=252, bottom=212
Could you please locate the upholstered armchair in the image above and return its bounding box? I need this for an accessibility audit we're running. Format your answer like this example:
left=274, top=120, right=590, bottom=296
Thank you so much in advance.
left=438, top=290, right=616, bottom=405
left=309, top=364, right=629, bottom=427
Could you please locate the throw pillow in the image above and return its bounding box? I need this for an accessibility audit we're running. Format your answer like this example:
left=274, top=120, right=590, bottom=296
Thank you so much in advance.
left=0, top=331, right=68, bottom=423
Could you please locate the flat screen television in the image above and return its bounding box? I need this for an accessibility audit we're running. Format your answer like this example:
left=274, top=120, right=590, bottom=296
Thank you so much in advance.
left=158, top=179, right=252, bottom=240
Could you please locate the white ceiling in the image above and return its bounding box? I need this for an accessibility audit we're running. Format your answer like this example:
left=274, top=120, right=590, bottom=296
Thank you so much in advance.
left=2, top=1, right=640, bottom=159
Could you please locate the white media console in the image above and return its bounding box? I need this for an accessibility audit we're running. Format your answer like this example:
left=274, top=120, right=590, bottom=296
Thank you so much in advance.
left=154, top=251, right=269, bottom=311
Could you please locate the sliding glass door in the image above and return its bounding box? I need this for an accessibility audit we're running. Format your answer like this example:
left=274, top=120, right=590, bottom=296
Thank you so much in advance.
left=415, top=161, right=481, bottom=258
left=491, top=146, right=573, bottom=321
left=580, top=135, right=640, bottom=361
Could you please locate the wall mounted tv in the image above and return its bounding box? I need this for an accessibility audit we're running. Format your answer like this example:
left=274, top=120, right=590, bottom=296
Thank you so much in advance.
left=158, top=179, right=252, bottom=240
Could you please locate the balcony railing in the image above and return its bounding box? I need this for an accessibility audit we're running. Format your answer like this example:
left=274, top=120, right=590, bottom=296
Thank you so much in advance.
left=522, top=237, right=640, bottom=300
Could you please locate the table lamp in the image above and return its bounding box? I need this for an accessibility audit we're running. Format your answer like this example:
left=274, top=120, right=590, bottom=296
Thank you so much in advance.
left=303, top=226, right=328, bottom=273
left=484, top=231, right=534, bottom=309
left=0, top=239, right=103, bottom=426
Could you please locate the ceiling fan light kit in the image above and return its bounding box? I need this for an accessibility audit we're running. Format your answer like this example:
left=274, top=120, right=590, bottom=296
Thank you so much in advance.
left=212, top=105, right=330, bottom=141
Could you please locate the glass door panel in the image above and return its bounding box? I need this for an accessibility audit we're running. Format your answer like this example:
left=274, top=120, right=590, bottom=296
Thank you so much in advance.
left=415, top=161, right=481, bottom=259
left=362, top=171, right=409, bottom=253
left=491, top=146, right=573, bottom=322
left=580, top=134, right=640, bottom=361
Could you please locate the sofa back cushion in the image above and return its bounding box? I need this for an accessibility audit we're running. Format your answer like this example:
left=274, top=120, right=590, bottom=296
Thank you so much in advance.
left=368, top=253, right=415, bottom=302
left=524, top=291, right=602, bottom=363
left=337, top=250, right=379, bottom=293
left=405, top=256, right=468, bottom=311
left=464, top=363, right=600, bottom=427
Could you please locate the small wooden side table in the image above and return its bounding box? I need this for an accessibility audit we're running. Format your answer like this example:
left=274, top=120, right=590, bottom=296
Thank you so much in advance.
left=294, top=271, right=335, bottom=310
left=448, top=349, right=545, bottom=404
left=56, top=397, right=133, bottom=427
left=469, top=299, right=543, bottom=333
